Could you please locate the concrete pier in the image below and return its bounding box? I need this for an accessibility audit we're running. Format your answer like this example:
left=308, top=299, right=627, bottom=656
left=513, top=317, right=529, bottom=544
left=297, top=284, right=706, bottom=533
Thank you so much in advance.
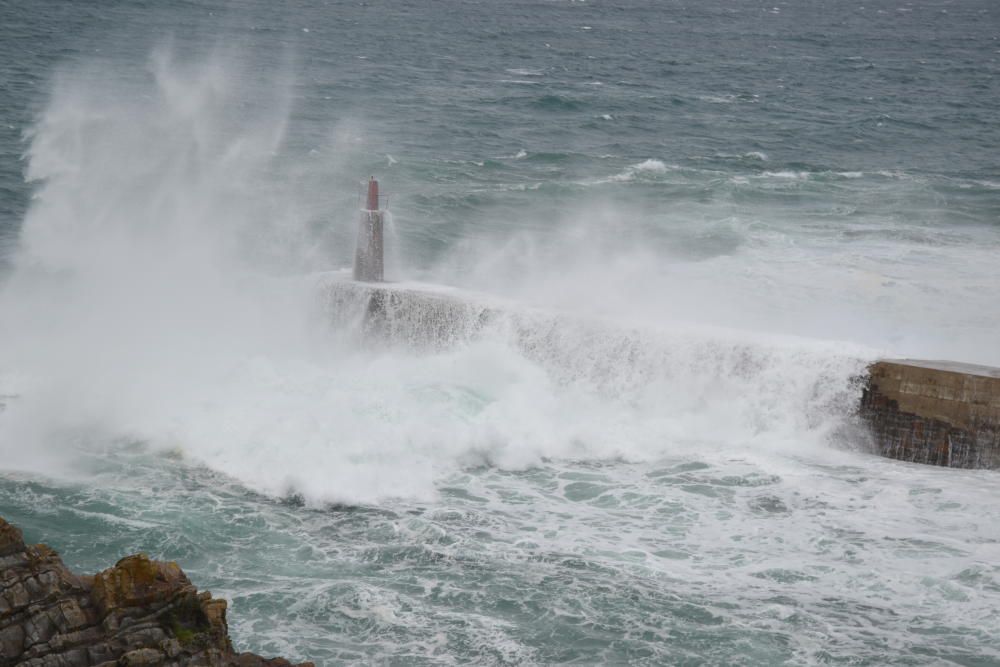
left=860, top=360, right=1000, bottom=469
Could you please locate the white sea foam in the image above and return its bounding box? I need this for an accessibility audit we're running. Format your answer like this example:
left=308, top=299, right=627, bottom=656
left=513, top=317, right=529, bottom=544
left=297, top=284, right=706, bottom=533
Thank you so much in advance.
left=504, top=68, right=543, bottom=77
left=604, top=158, right=673, bottom=182
left=699, top=94, right=737, bottom=104
left=761, top=170, right=810, bottom=180
left=633, top=158, right=668, bottom=173
left=711, top=151, right=769, bottom=162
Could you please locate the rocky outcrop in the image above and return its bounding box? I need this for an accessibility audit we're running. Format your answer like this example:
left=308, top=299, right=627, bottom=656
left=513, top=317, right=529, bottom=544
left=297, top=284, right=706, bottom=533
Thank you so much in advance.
left=0, top=516, right=312, bottom=667
left=861, top=360, right=1000, bottom=468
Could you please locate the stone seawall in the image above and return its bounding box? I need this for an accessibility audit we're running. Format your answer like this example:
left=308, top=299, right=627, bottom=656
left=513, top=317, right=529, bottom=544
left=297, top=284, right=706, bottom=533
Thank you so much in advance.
left=860, top=360, right=1000, bottom=469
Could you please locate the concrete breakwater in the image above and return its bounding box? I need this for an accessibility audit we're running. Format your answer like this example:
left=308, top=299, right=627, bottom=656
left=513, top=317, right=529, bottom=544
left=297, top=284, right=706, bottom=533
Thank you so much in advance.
left=861, top=360, right=1000, bottom=469
left=320, top=275, right=1000, bottom=470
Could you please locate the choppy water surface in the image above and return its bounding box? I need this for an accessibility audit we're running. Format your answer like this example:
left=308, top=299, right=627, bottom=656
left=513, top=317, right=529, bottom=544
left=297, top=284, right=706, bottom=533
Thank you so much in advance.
left=4, top=444, right=1000, bottom=665
left=1, top=0, right=999, bottom=664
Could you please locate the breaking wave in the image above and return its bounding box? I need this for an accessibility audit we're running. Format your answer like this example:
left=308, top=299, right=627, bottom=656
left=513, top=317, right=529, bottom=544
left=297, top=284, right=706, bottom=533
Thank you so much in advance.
left=0, top=46, right=880, bottom=506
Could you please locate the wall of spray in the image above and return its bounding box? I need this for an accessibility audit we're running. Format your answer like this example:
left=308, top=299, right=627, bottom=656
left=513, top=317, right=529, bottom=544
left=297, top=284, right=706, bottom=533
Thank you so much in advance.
left=0, top=40, right=996, bottom=505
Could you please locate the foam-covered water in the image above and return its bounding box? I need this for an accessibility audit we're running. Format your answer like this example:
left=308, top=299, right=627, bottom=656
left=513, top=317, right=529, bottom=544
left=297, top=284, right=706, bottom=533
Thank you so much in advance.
left=2, top=0, right=1000, bottom=663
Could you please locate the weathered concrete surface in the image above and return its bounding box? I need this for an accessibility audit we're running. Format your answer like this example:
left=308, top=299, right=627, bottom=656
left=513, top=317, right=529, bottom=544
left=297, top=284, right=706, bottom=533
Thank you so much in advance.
left=0, top=516, right=312, bottom=667
left=861, top=360, right=1000, bottom=468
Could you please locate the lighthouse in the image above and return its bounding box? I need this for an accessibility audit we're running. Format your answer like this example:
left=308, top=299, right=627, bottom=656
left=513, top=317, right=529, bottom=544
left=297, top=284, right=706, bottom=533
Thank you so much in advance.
left=353, top=177, right=384, bottom=282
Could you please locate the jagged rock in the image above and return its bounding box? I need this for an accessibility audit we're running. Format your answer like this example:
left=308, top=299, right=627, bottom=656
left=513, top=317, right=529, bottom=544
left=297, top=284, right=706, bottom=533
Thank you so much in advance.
left=0, top=516, right=313, bottom=667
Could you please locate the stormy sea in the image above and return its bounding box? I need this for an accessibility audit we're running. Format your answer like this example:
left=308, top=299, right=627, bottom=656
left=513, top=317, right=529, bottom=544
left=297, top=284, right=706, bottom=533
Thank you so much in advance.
left=1, top=0, right=999, bottom=664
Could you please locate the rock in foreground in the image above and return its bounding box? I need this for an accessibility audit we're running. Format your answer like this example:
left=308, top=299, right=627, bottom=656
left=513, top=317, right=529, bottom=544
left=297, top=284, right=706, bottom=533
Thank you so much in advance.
left=0, top=516, right=312, bottom=667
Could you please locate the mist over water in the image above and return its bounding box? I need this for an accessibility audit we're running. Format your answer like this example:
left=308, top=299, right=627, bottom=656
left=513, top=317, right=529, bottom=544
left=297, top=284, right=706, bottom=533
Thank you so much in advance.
left=0, top=47, right=314, bottom=477
left=2, top=0, right=1000, bottom=663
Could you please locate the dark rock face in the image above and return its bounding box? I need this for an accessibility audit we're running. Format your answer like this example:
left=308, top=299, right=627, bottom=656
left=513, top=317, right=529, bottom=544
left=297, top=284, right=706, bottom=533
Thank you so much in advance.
left=0, top=516, right=312, bottom=667
left=860, top=360, right=1000, bottom=469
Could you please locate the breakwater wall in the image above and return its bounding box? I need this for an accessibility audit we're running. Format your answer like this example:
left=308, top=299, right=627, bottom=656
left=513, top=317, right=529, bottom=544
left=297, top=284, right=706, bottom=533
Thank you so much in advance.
left=318, top=275, right=1000, bottom=470
left=861, top=360, right=1000, bottom=469
left=316, top=275, right=861, bottom=449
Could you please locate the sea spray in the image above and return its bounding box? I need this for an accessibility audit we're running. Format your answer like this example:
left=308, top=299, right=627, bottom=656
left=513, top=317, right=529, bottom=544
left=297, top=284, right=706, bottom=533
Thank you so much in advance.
left=0, top=47, right=331, bottom=478
left=0, top=46, right=881, bottom=505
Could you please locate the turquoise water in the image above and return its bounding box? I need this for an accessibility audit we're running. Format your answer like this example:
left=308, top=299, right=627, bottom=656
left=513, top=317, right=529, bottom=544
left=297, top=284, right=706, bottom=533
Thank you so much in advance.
left=1, top=0, right=1000, bottom=664
left=4, top=443, right=1000, bottom=665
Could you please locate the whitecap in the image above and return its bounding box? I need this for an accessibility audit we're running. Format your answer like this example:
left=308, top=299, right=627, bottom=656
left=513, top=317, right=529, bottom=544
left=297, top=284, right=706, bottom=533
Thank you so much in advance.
left=699, top=94, right=736, bottom=104
left=761, top=170, right=809, bottom=180
left=505, top=68, right=544, bottom=77
left=633, top=159, right=668, bottom=173
left=493, top=150, right=528, bottom=160
left=600, top=159, right=674, bottom=183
